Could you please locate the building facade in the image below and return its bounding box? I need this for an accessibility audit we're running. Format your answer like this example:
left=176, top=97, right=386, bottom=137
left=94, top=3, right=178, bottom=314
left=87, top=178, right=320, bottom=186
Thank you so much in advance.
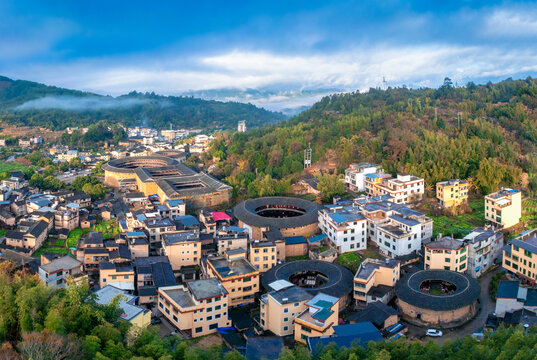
left=158, top=279, right=231, bottom=338
left=365, top=173, right=425, bottom=204
left=424, top=237, right=468, bottom=272
left=485, top=188, right=521, bottom=229
left=344, top=163, right=381, bottom=193
left=436, top=179, right=469, bottom=208
left=294, top=293, right=339, bottom=344
left=354, top=258, right=400, bottom=306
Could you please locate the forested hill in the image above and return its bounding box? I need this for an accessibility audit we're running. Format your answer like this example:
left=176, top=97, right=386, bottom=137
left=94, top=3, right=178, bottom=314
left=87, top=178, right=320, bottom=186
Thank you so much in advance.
left=204, top=77, right=537, bottom=197
left=0, top=76, right=285, bottom=130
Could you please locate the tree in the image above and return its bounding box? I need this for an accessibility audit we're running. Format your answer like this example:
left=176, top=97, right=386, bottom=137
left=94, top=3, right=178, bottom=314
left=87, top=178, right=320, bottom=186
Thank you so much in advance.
left=18, top=330, right=82, bottom=360
left=317, top=174, right=345, bottom=203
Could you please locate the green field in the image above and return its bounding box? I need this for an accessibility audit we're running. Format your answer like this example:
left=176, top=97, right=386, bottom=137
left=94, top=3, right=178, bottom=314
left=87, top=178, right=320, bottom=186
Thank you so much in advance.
left=426, top=198, right=485, bottom=239
left=335, top=252, right=363, bottom=273
left=0, top=162, right=30, bottom=173
left=33, top=220, right=120, bottom=257
left=522, top=198, right=537, bottom=229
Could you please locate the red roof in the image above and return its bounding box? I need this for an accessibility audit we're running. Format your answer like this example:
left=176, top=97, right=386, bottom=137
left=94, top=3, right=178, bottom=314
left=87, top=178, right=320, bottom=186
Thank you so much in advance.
left=212, top=212, right=231, bottom=221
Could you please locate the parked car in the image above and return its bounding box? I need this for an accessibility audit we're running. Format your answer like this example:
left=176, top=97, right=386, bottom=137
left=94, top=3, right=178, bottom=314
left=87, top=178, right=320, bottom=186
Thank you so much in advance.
left=426, top=329, right=443, bottom=337
left=150, top=317, right=162, bottom=325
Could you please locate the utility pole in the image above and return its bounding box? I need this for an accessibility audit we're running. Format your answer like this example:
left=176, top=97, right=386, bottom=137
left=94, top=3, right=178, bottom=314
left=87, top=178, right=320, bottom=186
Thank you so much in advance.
left=304, top=142, right=312, bottom=169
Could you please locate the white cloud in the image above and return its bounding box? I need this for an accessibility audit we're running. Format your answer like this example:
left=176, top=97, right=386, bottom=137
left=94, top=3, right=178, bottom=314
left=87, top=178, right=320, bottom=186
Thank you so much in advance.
left=484, top=7, right=537, bottom=37
left=7, top=42, right=537, bottom=111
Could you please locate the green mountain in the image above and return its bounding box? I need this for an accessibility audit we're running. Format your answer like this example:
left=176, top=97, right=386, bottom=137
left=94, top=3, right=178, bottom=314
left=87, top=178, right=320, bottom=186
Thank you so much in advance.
left=203, top=77, right=537, bottom=197
left=0, top=76, right=286, bottom=130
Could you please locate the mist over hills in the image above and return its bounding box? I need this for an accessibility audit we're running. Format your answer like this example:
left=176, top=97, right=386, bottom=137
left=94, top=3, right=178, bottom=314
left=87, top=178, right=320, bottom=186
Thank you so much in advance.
left=0, top=76, right=286, bottom=130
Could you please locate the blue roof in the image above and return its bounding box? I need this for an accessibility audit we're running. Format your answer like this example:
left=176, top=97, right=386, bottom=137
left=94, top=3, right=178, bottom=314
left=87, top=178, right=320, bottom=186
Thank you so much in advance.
left=223, top=226, right=246, bottom=233
left=308, top=322, right=382, bottom=353
left=333, top=322, right=380, bottom=337
left=176, top=215, right=199, bottom=227
left=166, top=199, right=184, bottom=206
left=285, top=236, right=307, bottom=245
left=364, top=173, right=381, bottom=179
left=136, top=214, right=147, bottom=222
left=389, top=214, right=419, bottom=227
left=329, top=213, right=347, bottom=224
left=308, top=234, right=328, bottom=243
left=496, top=280, right=520, bottom=299
left=127, top=231, right=146, bottom=237
left=119, top=220, right=128, bottom=230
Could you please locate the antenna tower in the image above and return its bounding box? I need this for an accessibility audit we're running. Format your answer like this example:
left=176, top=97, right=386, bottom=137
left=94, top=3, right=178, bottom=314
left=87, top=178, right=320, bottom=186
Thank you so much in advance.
left=304, top=143, right=312, bottom=169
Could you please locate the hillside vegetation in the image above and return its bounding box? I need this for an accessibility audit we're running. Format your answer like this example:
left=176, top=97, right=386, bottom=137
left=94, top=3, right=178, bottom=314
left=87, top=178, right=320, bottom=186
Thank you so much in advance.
left=0, top=262, right=537, bottom=360
left=201, top=78, right=537, bottom=199
left=0, top=76, right=285, bottom=130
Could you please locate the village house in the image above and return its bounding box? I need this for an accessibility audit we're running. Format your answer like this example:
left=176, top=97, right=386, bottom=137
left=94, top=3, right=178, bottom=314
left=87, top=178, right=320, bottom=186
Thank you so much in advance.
left=485, top=188, right=521, bottom=229
left=157, top=278, right=231, bottom=338
left=436, top=179, right=469, bottom=208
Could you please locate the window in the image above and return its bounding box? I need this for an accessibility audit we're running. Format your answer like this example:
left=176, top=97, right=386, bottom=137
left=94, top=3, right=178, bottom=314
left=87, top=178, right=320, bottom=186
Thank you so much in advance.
left=283, top=326, right=289, bottom=331
left=445, top=258, right=451, bottom=263
left=525, top=250, right=533, bottom=258
left=206, top=316, right=213, bottom=321
left=195, top=327, right=203, bottom=333
left=283, top=308, right=289, bottom=313
left=111, top=276, right=117, bottom=280
left=206, top=298, right=212, bottom=303
left=206, top=307, right=212, bottom=312
left=215, top=305, right=221, bottom=311
left=284, top=317, right=289, bottom=322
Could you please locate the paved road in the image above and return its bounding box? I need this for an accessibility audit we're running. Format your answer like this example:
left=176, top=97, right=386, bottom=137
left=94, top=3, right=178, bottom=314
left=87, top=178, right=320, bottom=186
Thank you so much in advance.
left=438, top=267, right=498, bottom=342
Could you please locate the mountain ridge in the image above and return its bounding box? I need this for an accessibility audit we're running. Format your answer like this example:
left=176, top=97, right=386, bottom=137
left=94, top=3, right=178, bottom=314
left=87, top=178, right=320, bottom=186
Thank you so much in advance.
left=0, top=76, right=286, bottom=130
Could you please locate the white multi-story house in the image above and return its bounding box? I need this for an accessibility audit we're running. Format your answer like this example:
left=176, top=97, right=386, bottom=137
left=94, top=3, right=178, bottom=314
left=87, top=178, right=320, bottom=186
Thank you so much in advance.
left=461, top=226, right=504, bottom=278
left=365, top=173, right=425, bottom=204
left=344, top=163, right=381, bottom=192
left=374, top=207, right=433, bottom=258
left=318, top=204, right=368, bottom=253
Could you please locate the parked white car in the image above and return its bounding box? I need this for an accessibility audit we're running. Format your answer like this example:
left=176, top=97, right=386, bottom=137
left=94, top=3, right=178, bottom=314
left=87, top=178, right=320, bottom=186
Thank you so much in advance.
left=426, top=329, right=443, bottom=337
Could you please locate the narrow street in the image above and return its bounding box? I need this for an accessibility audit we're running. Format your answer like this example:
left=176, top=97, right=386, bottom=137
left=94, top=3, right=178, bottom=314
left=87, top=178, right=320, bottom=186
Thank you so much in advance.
left=438, top=267, right=498, bottom=342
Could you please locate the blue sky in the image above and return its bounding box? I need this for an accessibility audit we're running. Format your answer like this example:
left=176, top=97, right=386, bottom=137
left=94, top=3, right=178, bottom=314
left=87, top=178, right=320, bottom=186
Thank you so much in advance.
left=2, top=0, right=537, bottom=110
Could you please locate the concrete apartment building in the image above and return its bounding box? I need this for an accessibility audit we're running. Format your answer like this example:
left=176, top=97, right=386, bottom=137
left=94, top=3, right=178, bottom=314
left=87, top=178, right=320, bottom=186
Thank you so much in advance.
left=365, top=173, right=425, bottom=204
left=205, top=253, right=260, bottom=307
left=485, top=188, right=521, bottom=229
left=157, top=279, right=231, bottom=338
left=216, top=226, right=249, bottom=255
left=144, top=218, right=176, bottom=249
left=294, top=293, right=339, bottom=344
left=344, top=163, right=381, bottom=192
left=436, top=179, right=469, bottom=208
left=259, top=280, right=313, bottom=337
left=38, top=255, right=84, bottom=289
left=162, top=232, right=201, bottom=271
left=353, top=258, right=400, bottom=306
left=99, top=262, right=135, bottom=290
left=318, top=204, right=368, bottom=253
left=249, top=240, right=277, bottom=272
left=503, top=229, right=537, bottom=283
left=376, top=212, right=428, bottom=258
left=424, top=237, right=469, bottom=272
left=463, top=227, right=504, bottom=278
